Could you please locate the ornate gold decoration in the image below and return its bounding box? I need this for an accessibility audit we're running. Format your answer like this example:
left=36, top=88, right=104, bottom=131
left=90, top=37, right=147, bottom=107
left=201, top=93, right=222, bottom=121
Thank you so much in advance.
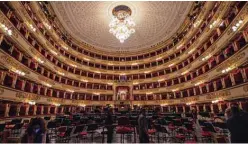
left=16, top=92, right=41, bottom=101
left=47, top=98, right=65, bottom=104
left=205, top=90, right=231, bottom=100
left=180, top=96, right=199, bottom=103
left=0, top=55, right=30, bottom=74
left=243, top=85, right=248, bottom=92
left=38, top=76, right=55, bottom=85
left=191, top=74, right=209, bottom=85
left=216, top=52, right=245, bottom=72
left=0, top=88, right=4, bottom=95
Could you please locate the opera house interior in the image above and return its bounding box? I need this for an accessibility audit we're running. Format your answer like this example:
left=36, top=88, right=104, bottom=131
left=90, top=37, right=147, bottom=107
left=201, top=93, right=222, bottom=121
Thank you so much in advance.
left=0, top=1, right=248, bottom=143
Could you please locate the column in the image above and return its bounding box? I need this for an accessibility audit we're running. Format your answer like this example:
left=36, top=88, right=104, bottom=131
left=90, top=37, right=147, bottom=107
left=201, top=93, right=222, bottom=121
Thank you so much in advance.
left=25, top=105, right=30, bottom=116
left=168, top=106, right=171, bottom=112
left=229, top=73, right=236, bottom=86
left=196, top=105, right=200, bottom=113
left=203, top=104, right=206, bottom=112
left=22, top=80, right=26, bottom=91
left=61, top=106, right=64, bottom=114
left=12, top=75, right=17, bottom=88
left=16, top=104, right=21, bottom=116
left=221, top=78, right=226, bottom=89
left=54, top=106, right=58, bottom=114
left=241, top=69, right=247, bottom=82
left=175, top=106, right=178, bottom=113
left=47, top=106, right=51, bottom=114
left=210, top=104, right=214, bottom=113
left=239, top=102, right=243, bottom=110
left=4, top=103, right=10, bottom=117
left=0, top=72, right=6, bottom=85
left=33, top=105, right=37, bottom=115
left=183, top=106, right=186, bottom=113
left=41, top=105, right=44, bottom=115
left=218, top=103, right=222, bottom=112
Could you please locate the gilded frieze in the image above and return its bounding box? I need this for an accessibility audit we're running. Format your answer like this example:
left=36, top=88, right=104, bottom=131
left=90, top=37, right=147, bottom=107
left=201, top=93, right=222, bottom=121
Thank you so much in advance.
left=38, top=76, right=55, bottom=85
left=205, top=90, right=231, bottom=100
left=243, top=85, right=248, bottom=92
left=0, top=55, right=30, bottom=74
left=191, top=75, right=209, bottom=84
left=180, top=96, right=199, bottom=103
left=216, top=52, right=246, bottom=72
left=16, top=92, right=41, bottom=101
left=47, top=97, right=65, bottom=104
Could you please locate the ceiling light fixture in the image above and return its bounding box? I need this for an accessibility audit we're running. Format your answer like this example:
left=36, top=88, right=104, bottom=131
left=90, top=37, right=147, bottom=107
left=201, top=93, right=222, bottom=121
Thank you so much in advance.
left=109, top=5, right=135, bottom=43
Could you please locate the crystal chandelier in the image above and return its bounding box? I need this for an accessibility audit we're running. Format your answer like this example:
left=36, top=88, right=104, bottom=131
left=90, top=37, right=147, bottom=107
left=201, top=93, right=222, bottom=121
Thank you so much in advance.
left=109, top=5, right=135, bottom=43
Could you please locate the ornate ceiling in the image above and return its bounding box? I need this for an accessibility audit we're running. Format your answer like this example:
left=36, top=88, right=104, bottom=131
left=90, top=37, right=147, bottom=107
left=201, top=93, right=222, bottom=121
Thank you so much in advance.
left=51, top=1, right=193, bottom=52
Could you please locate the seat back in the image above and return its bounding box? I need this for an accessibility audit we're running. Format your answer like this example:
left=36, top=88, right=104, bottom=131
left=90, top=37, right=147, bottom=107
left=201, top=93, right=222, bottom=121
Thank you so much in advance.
left=47, top=121, right=57, bottom=129
left=0, top=124, right=6, bottom=132
left=118, top=116, right=130, bottom=126
left=87, top=124, right=98, bottom=131
left=73, top=125, right=85, bottom=134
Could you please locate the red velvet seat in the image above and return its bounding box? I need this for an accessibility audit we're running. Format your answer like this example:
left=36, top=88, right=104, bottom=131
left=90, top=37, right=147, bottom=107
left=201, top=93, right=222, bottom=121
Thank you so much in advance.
left=148, top=129, right=156, bottom=134
left=185, top=140, right=197, bottom=143
left=175, top=133, right=185, bottom=139
left=80, top=131, right=87, bottom=136
left=58, top=132, right=65, bottom=137
left=201, top=131, right=211, bottom=137
left=116, top=126, right=133, bottom=133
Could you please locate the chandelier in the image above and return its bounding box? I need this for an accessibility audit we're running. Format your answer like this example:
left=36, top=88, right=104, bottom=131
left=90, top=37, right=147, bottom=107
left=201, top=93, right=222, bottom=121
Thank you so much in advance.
left=109, top=5, right=135, bottom=43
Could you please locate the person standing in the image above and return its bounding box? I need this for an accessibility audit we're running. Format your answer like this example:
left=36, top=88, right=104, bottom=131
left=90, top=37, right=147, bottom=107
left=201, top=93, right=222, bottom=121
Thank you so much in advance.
left=227, top=105, right=248, bottom=143
left=138, top=108, right=149, bottom=143
left=105, top=108, right=114, bottom=143
left=21, top=117, right=48, bottom=143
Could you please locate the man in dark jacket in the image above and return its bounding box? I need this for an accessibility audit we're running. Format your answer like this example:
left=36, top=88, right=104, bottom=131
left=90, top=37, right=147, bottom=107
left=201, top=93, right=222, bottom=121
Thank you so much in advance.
left=105, top=108, right=114, bottom=143
left=138, top=108, right=149, bottom=143
left=227, top=105, right=248, bottom=143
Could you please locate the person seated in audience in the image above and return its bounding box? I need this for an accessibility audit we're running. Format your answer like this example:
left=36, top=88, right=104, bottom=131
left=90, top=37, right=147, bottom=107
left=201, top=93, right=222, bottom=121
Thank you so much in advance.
left=21, top=117, right=48, bottom=143
left=191, top=108, right=197, bottom=122
left=105, top=108, right=114, bottom=143
left=138, top=108, right=149, bottom=143
left=225, top=108, right=232, bottom=120
left=227, top=105, right=248, bottom=143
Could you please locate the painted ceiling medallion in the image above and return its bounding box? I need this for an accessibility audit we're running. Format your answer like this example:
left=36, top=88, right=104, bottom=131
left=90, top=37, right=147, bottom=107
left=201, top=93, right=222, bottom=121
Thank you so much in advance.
left=109, top=5, right=135, bottom=43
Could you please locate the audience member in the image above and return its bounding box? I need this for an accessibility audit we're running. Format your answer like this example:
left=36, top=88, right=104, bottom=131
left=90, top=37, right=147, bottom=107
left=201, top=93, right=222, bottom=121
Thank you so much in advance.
left=224, top=108, right=232, bottom=120
left=138, top=108, right=149, bottom=143
left=21, top=117, right=48, bottom=143
left=105, top=108, right=114, bottom=143
left=227, top=105, right=248, bottom=143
